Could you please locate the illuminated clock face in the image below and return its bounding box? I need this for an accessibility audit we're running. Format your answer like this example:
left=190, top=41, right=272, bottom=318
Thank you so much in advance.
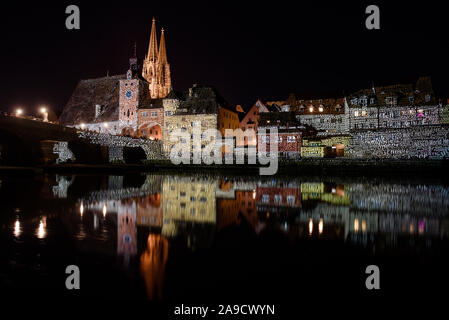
left=125, top=90, right=133, bottom=99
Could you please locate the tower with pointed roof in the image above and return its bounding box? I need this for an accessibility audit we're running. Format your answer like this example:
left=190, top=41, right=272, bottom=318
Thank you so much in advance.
left=142, top=18, right=172, bottom=99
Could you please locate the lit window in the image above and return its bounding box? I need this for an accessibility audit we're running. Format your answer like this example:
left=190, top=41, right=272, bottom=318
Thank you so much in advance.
left=318, top=106, right=324, bottom=112
left=354, top=110, right=359, bottom=117
left=361, top=110, right=367, bottom=117
left=309, top=107, right=314, bottom=113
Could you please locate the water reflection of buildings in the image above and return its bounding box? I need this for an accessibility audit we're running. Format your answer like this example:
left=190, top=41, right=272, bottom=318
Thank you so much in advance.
left=73, top=175, right=449, bottom=262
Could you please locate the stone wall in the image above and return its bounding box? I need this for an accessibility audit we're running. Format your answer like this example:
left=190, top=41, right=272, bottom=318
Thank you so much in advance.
left=346, top=125, right=449, bottom=159
left=298, top=113, right=349, bottom=135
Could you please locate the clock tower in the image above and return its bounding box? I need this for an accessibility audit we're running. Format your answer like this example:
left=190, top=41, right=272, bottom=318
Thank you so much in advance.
left=118, top=45, right=141, bottom=134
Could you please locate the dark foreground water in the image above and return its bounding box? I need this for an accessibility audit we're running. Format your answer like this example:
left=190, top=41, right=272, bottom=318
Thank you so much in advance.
left=1, top=172, right=449, bottom=303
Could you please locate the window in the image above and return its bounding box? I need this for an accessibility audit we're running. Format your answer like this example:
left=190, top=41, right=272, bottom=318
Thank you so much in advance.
left=180, top=191, right=186, bottom=197
left=425, top=94, right=431, bottom=102
left=350, top=98, right=358, bottom=105
left=354, top=110, right=359, bottom=117
left=151, top=111, right=158, bottom=117
left=190, top=196, right=196, bottom=201
left=370, top=123, right=374, bottom=128
left=287, top=195, right=295, bottom=206
left=361, top=110, right=367, bottom=117
left=409, top=96, right=414, bottom=103
left=200, top=197, right=207, bottom=202
left=191, top=121, right=196, bottom=127
left=278, top=136, right=282, bottom=142
left=274, top=195, right=282, bottom=204
left=287, top=136, right=296, bottom=142
left=386, top=96, right=397, bottom=106
left=370, top=98, right=375, bottom=104
left=359, top=97, right=367, bottom=107
left=262, top=194, right=270, bottom=203
left=165, top=111, right=172, bottom=116
left=354, top=123, right=359, bottom=129
left=409, top=109, right=415, bottom=115
left=142, top=111, right=149, bottom=117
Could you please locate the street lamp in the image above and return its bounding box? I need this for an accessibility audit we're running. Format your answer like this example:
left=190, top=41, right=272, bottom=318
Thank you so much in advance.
left=15, top=108, right=23, bottom=116
left=80, top=123, right=86, bottom=129
left=40, top=107, right=48, bottom=122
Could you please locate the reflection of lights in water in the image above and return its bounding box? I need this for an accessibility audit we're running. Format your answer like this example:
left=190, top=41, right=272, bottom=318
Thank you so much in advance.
left=354, top=219, right=359, bottom=233
left=80, top=203, right=84, bottom=217
left=14, top=220, right=21, bottom=237
left=419, top=221, right=425, bottom=235
left=252, top=190, right=256, bottom=200
left=331, top=188, right=336, bottom=194
left=37, top=220, right=46, bottom=239
left=94, top=214, right=98, bottom=230
left=410, top=223, right=415, bottom=234
left=308, top=219, right=313, bottom=235
left=362, top=220, right=367, bottom=232
left=103, top=204, right=107, bottom=218
left=284, top=221, right=288, bottom=231
left=318, top=218, right=323, bottom=235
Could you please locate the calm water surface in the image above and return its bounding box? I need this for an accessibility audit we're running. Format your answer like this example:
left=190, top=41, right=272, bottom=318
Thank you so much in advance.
left=1, top=172, right=449, bottom=300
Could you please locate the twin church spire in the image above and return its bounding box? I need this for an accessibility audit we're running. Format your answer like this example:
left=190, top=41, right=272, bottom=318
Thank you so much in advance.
left=142, top=17, right=171, bottom=99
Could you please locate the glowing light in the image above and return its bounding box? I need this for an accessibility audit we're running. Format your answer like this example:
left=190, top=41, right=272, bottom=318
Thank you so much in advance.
left=252, top=190, right=256, bottom=200
left=309, top=107, right=314, bottom=113
left=15, top=108, right=23, bottom=116
left=103, top=123, right=109, bottom=128
left=40, top=107, right=47, bottom=113
left=37, top=220, right=46, bottom=239
left=103, top=204, right=107, bottom=217
left=308, top=218, right=313, bottom=235
left=354, top=218, right=359, bottom=233
left=419, top=221, right=425, bottom=235
left=14, top=220, right=21, bottom=237
left=80, top=123, right=86, bottom=129
left=362, top=220, right=367, bottom=232
left=409, top=223, right=414, bottom=234
left=318, top=218, right=323, bottom=234
left=318, top=107, right=323, bottom=112
left=80, top=203, right=84, bottom=216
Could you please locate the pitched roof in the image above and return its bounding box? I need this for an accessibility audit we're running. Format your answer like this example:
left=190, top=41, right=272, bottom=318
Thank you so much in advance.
left=175, top=85, right=229, bottom=115
left=59, top=74, right=126, bottom=125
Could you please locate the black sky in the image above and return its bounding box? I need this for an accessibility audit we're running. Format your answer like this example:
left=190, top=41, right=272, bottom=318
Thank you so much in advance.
left=1, top=1, right=449, bottom=116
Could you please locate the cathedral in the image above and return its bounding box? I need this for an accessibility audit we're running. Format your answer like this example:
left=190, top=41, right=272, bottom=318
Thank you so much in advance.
left=142, top=18, right=172, bottom=99
left=59, top=18, right=175, bottom=139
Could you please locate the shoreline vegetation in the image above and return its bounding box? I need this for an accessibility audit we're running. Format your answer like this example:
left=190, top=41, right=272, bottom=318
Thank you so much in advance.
left=1, top=158, right=449, bottom=176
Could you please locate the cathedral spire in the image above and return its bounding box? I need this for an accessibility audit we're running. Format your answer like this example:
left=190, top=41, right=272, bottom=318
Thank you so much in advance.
left=157, top=28, right=168, bottom=65
left=147, top=17, right=158, bottom=61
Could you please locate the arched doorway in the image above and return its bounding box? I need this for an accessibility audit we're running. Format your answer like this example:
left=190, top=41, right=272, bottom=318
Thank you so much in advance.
left=139, top=123, right=162, bottom=140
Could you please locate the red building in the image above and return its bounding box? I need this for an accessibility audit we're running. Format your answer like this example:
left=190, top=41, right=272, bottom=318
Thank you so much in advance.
left=257, top=111, right=303, bottom=159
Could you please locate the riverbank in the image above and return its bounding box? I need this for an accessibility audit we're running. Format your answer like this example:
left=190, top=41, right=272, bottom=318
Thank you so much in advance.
left=2, top=158, right=449, bottom=177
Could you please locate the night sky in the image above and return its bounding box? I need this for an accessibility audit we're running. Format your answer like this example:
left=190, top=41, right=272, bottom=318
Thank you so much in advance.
left=1, top=1, right=449, bottom=116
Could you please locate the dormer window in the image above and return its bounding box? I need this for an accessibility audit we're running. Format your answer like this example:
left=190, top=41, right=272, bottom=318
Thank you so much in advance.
left=409, top=96, right=415, bottom=103
left=385, top=96, right=397, bottom=106
left=299, top=105, right=305, bottom=112
left=370, top=98, right=375, bottom=104
left=335, top=104, right=341, bottom=112
left=350, top=98, right=358, bottom=105
left=359, top=96, right=368, bottom=107
left=425, top=94, right=431, bottom=102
